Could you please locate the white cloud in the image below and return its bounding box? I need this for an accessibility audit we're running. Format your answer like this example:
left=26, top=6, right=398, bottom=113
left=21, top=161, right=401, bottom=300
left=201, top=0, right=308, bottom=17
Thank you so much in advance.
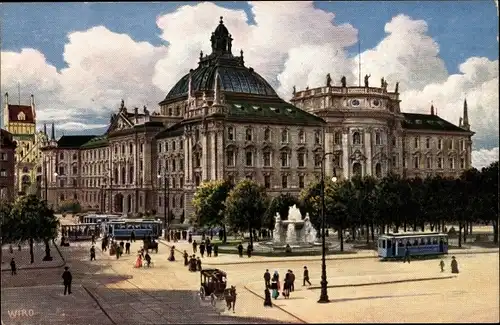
left=0, top=1, right=497, bottom=155
left=472, top=147, right=499, bottom=169
left=56, top=122, right=108, bottom=131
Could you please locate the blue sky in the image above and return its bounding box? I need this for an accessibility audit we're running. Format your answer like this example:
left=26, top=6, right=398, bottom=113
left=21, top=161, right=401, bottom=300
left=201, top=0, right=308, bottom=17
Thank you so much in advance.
left=2, top=1, right=498, bottom=74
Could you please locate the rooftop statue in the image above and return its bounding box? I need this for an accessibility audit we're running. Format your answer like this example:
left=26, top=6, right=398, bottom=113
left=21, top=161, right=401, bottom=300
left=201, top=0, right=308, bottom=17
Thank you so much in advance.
left=341, top=76, right=347, bottom=87
left=326, top=73, right=332, bottom=87
left=395, top=82, right=399, bottom=93
left=364, top=74, right=371, bottom=88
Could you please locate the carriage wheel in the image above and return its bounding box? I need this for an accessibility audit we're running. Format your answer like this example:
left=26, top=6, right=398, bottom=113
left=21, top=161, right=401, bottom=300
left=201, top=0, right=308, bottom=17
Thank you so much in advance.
left=199, top=287, right=206, bottom=300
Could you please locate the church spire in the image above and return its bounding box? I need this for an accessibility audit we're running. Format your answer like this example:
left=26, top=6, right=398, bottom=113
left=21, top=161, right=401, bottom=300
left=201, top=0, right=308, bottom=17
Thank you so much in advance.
left=214, top=70, right=221, bottom=105
left=430, top=103, right=434, bottom=115
left=51, top=123, right=55, bottom=140
left=210, top=16, right=233, bottom=55
left=462, top=98, right=470, bottom=130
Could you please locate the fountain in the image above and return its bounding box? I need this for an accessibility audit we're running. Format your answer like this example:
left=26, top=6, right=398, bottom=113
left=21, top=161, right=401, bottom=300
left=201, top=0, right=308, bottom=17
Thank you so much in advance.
left=255, top=205, right=328, bottom=254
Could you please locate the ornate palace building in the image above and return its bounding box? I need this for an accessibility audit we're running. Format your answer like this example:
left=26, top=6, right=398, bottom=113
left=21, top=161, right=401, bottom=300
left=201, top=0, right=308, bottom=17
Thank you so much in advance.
left=40, top=17, right=474, bottom=223
left=3, top=93, right=47, bottom=195
left=0, top=128, right=17, bottom=201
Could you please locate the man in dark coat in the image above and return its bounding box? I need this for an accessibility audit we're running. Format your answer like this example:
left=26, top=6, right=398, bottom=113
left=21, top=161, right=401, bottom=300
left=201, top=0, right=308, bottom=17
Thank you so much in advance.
left=10, top=258, right=17, bottom=275
left=196, top=257, right=202, bottom=271
left=188, top=232, right=193, bottom=243
left=62, top=266, right=72, bottom=295
left=184, top=250, right=189, bottom=266
left=290, top=270, right=296, bottom=292
left=246, top=244, right=253, bottom=258
left=130, top=230, right=136, bottom=242
left=264, top=269, right=271, bottom=288
left=303, top=266, right=311, bottom=286
left=403, top=247, right=411, bottom=263
left=90, top=245, right=96, bottom=261
left=237, top=243, right=243, bottom=257
left=125, top=241, right=131, bottom=254
left=264, top=287, right=273, bottom=307
left=213, top=244, right=219, bottom=257
left=206, top=243, right=212, bottom=257
left=199, top=242, right=205, bottom=257
left=451, top=256, right=459, bottom=273
left=192, top=240, right=198, bottom=253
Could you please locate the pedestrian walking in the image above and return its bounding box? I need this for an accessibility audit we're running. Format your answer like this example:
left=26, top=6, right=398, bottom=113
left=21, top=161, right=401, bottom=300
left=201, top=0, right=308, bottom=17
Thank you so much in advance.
left=200, top=242, right=205, bottom=257
left=213, top=243, right=219, bottom=257
left=439, top=259, right=445, bottom=272
left=62, top=266, right=72, bottom=295
left=10, top=258, right=17, bottom=275
left=125, top=241, right=130, bottom=254
left=263, top=287, right=273, bottom=307
left=90, top=245, right=96, bottom=261
left=451, top=256, right=459, bottom=274
left=196, top=257, right=202, bottom=271
left=183, top=250, right=189, bottom=266
left=192, top=240, right=198, bottom=254
left=206, top=243, right=212, bottom=257
left=264, top=269, right=271, bottom=288
left=130, top=230, right=136, bottom=242
left=303, top=266, right=311, bottom=286
left=403, top=247, right=411, bottom=263
left=246, top=244, right=252, bottom=258
left=290, top=270, right=295, bottom=292
left=237, top=243, right=243, bottom=257
left=91, top=235, right=96, bottom=245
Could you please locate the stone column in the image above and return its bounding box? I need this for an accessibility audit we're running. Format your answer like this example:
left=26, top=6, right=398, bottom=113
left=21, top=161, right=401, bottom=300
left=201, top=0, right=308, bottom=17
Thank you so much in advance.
left=183, top=135, right=190, bottom=182
left=202, top=130, right=209, bottom=181
left=187, top=135, right=193, bottom=183
left=364, top=130, right=372, bottom=176
left=143, top=139, right=152, bottom=187
left=216, top=130, right=224, bottom=180
left=324, top=129, right=333, bottom=177
left=211, top=130, right=217, bottom=180
left=342, top=129, right=349, bottom=179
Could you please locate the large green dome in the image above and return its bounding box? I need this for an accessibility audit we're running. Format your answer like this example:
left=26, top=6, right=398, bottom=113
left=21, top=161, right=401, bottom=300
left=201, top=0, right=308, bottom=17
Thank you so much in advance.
left=161, top=17, right=279, bottom=103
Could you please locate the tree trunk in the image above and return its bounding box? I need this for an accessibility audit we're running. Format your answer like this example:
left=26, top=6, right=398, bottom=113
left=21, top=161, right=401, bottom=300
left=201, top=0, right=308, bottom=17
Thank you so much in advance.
left=351, top=227, right=356, bottom=240
left=366, top=224, right=370, bottom=244
left=463, top=224, right=467, bottom=244
left=421, top=223, right=425, bottom=232
left=340, top=228, right=344, bottom=252
left=370, top=223, right=375, bottom=241
left=249, top=226, right=253, bottom=248
left=430, top=223, right=435, bottom=232
left=29, top=238, right=34, bottom=264
left=43, top=239, right=53, bottom=261
left=403, top=222, right=407, bottom=232
left=470, top=223, right=473, bottom=235
left=394, top=225, right=399, bottom=233
left=222, top=224, right=227, bottom=244
left=458, top=222, right=462, bottom=248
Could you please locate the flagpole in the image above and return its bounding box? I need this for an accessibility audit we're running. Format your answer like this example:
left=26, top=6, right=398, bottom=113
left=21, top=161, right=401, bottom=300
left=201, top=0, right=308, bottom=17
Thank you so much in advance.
left=358, top=39, right=361, bottom=87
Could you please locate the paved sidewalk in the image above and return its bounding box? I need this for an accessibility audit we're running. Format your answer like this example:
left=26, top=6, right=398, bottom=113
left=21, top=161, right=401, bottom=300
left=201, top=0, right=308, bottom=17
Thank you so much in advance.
left=1, top=241, right=64, bottom=271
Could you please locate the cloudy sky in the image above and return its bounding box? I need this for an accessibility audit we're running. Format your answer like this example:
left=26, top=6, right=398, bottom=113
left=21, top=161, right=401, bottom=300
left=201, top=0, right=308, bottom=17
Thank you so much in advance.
left=1, top=1, right=498, bottom=168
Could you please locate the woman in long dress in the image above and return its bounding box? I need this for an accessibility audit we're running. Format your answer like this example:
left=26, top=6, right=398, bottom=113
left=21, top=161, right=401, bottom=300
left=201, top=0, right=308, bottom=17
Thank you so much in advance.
left=134, top=254, right=143, bottom=268
left=168, top=246, right=176, bottom=262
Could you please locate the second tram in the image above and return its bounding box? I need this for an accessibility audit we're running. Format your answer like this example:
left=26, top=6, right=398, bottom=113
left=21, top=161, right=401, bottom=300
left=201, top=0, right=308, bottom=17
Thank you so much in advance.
left=378, top=232, right=448, bottom=260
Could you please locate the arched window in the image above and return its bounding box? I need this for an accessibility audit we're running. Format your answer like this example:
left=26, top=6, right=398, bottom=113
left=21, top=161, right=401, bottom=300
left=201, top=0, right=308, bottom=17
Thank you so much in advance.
left=281, top=129, right=289, bottom=143
left=264, top=129, right=271, bottom=141
left=59, top=152, right=64, bottom=160
left=60, top=194, right=65, bottom=201
left=334, top=132, right=341, bottom=145
left=375, top=163, right=382, bottom=177
left=227, top=127, right=234, bottom=141
left=129, top=166, right=134, bottom=184
left=114, top=168, right=118, bottom=184
left=353, top=162, right=362, bottom=176
left=314, top=131, right=321, bottom=144
left=168, top=107, right=173, bottom=116
left=353, top=132, right=361, bottom=145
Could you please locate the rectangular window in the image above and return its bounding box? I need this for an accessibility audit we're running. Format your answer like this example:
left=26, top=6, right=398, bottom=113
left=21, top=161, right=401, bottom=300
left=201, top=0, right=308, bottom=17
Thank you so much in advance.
left=460, top=140, right=465, bottom=151
left=245, top=151, right=253, bottom=166
left=449, top=158, right=455, bottom=169
left=414, top=137, right=419, bottom=149
left=437, top=139, right=442, bottom=150
left=72, top=166, right=77, bottom=174
left=392, top=155, right=397, bottom=168
left=263, top=152, right=271, bottom=167
left=228, top=128, right=234, bottom=141
left=158, top=196, right=162, bottom=207
left=195, top=175, right=200, bottom=186
left=172, top=141, right=176, bottom=151
left=59, top=167, right=65, bottom=175
left=425, top=138, right=430, bottom=149
left=414, top=157, right=419, bottom=169
left=180, top=140, right=184, bottom=150
left=158, top=143, right=162, bottom=153
left=172, top=160, right=176, bottom=171
left=0, top=169, right=6, bottom=177
left=281, top=175, right=288, bottom=189
left=460, top=158, right=465, bottom=169
left=72, top=179, right=77, bottom=187
left=437, top=158, right=443, bottom=169
left=0, top=153, right=7, bottom=161
left=264, top=175, right=271, bottom=189
left=449, top=139, right=454, bottom=150
left=334, top=132, right=341, bottom=145
left=299, top=175, right=305, bottom=189
left=426, top=157, right=432, bottom=169
left=298, top=152, right=305, bottom=167
left=180, top=177, right=184, bottom=188
left=226, top=151, right=234, bottom=166
left=172, top=178, right=177, bottom=189
left=314, top=154, right=322, bottom=167
left=281, top=152, right=289, bottom=167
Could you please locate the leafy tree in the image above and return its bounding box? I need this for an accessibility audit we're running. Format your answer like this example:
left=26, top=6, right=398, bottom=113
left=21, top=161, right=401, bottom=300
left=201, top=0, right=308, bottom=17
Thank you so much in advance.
left=1, top=200, right=16, bottom=245
left=58, top=199, right=82, bottom=214
left=299, top=181, right=323, bottom=230
left=375, top=173, right=407, bottom=233
left=193, top=180, right=233, bottom=243
left=225, top=179, right=268, bottom=247
left=478, top=161, right=499, bottom=243
left=11, top=195, right=59, bottom=262
left=264, top=193, right=300, bottom=230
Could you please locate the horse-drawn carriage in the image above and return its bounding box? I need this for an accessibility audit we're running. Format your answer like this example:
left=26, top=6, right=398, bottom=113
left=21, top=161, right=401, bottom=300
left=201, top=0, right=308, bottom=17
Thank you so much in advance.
left=143, top=236, right=158, bottom=253
left=199, top=268, right=228, bottom=300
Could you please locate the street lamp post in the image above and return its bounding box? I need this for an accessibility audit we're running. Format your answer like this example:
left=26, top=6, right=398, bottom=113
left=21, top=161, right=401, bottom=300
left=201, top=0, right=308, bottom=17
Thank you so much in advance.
left=53, top=172, right=59, bottom=207
left=318, top=152, right=338, bottom=304
left=157, top=172, right=170, bottom=241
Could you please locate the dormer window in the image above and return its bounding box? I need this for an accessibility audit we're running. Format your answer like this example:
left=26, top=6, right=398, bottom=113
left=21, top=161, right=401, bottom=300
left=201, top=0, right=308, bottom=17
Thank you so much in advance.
left=245, top=128, right=253, bottom=141
left=17, top=112, right=26, bottom=121
left=281, top=129, right=289, bottom=143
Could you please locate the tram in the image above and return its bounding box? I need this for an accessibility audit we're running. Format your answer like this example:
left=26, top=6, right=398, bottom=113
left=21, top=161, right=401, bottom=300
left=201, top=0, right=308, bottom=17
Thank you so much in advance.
left=377, top=232, right=448, bottom=260
left=82, top=214, right=122, bottom=224
left=61, top=223, right=100, bottom=241
left=106, top=219, right=162, bottom=239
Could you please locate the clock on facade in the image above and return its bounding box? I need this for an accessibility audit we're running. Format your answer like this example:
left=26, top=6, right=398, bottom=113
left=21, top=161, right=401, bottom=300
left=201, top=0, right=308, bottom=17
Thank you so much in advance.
left=351, top=99, right=360, bottom=107
left=373, top=99, right=380, bottom=107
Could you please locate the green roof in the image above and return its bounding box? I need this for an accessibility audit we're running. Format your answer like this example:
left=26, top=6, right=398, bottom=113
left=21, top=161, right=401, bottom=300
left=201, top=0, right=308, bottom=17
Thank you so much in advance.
left=226, top=100, right=325, bottom=126
left=57, top=135, right=97, bottom=148
left=402, top=113, right=469, bottom=133
left=80, top=135, right=108, bottom=149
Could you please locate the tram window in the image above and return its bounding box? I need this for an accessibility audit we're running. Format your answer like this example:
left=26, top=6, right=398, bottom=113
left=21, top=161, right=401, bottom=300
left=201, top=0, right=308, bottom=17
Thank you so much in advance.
left=128, top=225, right=133, bottom=229
left=420, top=238, right=426, bottom=245
left=382, top=241, right=386, bottom=249
left=443, top=237, right=448, bottom=244
left=398, top=239, right=403, bottom=246
left=387, top=240, right=392, bottom=248
left=413, top=239, right=419, bottom=246
left=427, top=238, right=433, bottom=245
left=406, top=240, right=411, bottom=247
